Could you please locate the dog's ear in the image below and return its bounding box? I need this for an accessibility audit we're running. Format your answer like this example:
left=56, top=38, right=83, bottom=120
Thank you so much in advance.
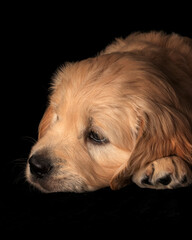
left=110, top=107, right=192, bottom=190
left=38, top=106, right=54, bottom=139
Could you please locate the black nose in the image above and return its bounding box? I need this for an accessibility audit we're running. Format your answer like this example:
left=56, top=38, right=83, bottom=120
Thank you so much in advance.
left=29, top=154, right=53, bottom=178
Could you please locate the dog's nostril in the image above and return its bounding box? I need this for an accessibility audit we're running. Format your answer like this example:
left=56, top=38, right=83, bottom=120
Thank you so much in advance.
left=29, top=155, right=53, bottom=178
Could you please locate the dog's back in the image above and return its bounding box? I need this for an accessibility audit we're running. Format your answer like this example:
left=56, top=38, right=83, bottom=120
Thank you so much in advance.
left=102, top=31, right=192, bottom=119
left=102, top=31, right=192, bottom=60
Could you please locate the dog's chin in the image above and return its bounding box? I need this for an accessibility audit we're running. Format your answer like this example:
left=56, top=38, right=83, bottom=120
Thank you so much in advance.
left=27, top=175, right=92, bottom=193
left=27, top=180, right=51, bottom=193
left=25, top=165, right=93, bottom=193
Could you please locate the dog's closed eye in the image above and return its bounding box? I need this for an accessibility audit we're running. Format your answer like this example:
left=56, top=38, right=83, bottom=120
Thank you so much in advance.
left=87, top=130, right=109, bottom=145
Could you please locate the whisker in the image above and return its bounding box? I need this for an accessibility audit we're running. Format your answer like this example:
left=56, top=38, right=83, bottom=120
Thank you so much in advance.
left=21, top=136, right=37, bottom=144
left=10, top=136, right=35, bottom=189
left=13, top=157, right=28, bottom=164
left=13, top=170, right=26, bottom=184
left=10, top=157, right=28, bottom=185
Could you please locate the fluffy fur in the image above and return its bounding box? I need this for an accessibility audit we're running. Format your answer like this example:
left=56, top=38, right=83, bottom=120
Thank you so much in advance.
left=26, top=31, right=192, bottom=192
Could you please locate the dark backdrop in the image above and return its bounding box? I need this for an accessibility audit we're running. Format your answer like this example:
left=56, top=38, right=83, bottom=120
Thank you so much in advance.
left=2, top=4, right=192, bottom=237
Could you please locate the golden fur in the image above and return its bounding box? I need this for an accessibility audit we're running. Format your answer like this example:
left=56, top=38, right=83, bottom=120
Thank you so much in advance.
left=26, top=31, right=192, bottom=192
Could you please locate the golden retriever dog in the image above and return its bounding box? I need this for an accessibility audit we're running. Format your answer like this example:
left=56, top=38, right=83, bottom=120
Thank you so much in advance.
left=26, top=31, right=192, bottom=193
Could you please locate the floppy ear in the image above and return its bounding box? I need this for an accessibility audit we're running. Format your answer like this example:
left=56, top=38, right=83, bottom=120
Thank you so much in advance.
left=110, top=107, right=192, bottom=190
left=38, top=106, right=54, bottom=139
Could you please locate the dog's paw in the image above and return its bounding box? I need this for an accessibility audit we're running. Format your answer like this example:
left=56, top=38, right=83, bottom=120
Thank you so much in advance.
left=132, top=156, right=192, bottom=189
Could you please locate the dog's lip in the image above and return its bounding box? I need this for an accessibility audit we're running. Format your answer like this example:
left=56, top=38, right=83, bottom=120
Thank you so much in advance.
left=27, top=170, right=89, bottom=193
left=28, top=176, right=58, bottom=193
left=27, top=175, right=50, bottom=193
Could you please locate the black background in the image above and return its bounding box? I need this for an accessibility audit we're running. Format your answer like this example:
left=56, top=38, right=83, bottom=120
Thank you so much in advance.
left=2, top=3, right=192, bottom=237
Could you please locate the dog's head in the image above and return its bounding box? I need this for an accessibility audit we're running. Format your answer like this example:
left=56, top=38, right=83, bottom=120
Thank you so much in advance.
left=26, top=53, right=192, bottom=192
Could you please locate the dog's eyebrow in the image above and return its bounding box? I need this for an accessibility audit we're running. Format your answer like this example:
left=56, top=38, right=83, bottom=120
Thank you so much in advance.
left=77, top=117, right=93, bottom=140
left=88, top=117, right=93, bottom=126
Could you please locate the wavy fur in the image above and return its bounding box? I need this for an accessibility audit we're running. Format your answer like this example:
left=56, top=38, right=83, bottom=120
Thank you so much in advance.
left=26, top=31, right=192, bottom=192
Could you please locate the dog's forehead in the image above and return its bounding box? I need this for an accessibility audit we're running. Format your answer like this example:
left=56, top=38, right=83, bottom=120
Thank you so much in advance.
left=50, top=57, right=129, bottom=109
left=51, top=53, right=135, bottom=91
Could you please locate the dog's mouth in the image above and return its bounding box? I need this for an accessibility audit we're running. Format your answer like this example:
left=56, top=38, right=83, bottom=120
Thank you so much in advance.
left=25, top=162, right=91, bottom=193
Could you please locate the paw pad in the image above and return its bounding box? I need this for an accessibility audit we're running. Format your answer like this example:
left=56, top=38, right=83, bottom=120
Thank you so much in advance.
left=141, top=173, right=172, bottom=186
left=141, top=175, right=152, bottom=185
left=180, top=175, right=187, bottom=184
left=132, top=157, right=192, bottom=189
left=157, top=174, right=172, bottom=185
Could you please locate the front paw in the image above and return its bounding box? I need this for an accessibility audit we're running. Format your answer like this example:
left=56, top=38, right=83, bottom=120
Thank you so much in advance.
left=132, top=156, right=192, bottom=189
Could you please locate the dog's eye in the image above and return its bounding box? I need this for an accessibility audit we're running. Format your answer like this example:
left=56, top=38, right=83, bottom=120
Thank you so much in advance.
left=88, top=130, right=108, bottom=144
